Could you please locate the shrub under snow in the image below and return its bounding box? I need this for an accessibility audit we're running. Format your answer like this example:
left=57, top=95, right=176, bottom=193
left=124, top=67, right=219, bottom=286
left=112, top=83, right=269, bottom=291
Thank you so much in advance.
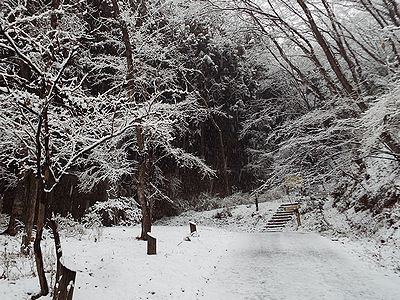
left=83, top=198, right=142, bottom=227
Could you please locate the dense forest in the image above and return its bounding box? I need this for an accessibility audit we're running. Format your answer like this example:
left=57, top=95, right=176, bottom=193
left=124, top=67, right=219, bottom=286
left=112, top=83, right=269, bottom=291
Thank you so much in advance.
left=1, top=0, right=400, bottom=298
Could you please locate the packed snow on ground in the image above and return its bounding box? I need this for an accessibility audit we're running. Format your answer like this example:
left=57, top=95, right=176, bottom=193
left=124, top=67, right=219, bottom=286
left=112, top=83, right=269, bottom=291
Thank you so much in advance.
left=1, top=200, right=400, bottom=300
left=299, top=197, right=400, bottom=273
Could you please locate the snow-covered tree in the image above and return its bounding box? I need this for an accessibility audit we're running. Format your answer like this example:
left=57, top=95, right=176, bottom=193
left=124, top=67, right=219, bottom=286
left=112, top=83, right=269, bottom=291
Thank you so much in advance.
left=0, top=1, right=143, bottom=297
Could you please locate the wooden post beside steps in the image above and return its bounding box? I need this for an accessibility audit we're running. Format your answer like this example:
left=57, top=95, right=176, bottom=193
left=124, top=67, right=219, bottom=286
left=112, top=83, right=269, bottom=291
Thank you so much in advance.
left=294, top=208, right=301, bottom=226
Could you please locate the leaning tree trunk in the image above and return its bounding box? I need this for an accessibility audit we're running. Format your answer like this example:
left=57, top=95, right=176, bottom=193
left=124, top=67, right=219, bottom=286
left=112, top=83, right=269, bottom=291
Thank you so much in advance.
left=296, top=0, right=367, bottom=111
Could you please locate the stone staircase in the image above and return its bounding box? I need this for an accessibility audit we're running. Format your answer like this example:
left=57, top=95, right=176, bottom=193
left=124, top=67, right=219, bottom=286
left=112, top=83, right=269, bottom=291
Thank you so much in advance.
left=265, top=202, right=301, bottom=232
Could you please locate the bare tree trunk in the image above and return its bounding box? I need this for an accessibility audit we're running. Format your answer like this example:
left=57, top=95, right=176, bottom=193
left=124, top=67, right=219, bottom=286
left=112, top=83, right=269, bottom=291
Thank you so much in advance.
left=32, top=67, right=54, bottom=298
left=49, top=219, right=76, bottom=300
left=111, top=0, right=151, bottom=239
left=214, top=120, right=230, bottom=197
left=31, top=181, right=49, bottom=299
left=21, top=173, right=39, bottom=254
left=3, top=205, right=18, bottom=236
left=137, top=144, right=151, bottom=240
left=296, top=0, right=365, bottom=108
left=266, top=0, right=338, bottom=95
left=2, top=183, right=22, bottom=236
left=321, top=0, right=362, bottom=94
left=247, top=10, right=327, bottom=102
left=200, top=95, right=230, bottom=197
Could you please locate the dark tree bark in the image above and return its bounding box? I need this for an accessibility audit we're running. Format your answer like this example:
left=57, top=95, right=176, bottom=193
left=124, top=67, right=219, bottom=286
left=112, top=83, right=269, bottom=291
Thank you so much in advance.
left=2, top=180, right=23, bottom=236
left=21, top=172, right=39, bottom=253
left=31, top=228, right=49, bottom=300
left=111, top=0, right=152, bottom=239
left=321, top=0, right=362, bottom=94
left=200, top=95, right=231, bottom=197
left=3, top=206, right=18, bottom=236
left=49, top=220, right=76, bottom=300
left=266, top=0, right=338, bottom=95
left=296, top=0, right=368, bottom=111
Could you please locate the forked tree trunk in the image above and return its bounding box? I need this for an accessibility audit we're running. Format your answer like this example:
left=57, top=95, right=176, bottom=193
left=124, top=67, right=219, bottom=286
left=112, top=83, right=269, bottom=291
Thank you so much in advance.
left=32, top=76, right=53, bottom=298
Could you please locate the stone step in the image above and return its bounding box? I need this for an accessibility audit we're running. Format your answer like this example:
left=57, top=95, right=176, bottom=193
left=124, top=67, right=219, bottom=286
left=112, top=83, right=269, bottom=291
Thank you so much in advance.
left=279, top=202, right=300, bottom=207
left=268, top=219, right=290, bottom=223
left=278, top=207, right=297, bottom=211
left=271, top=218, right=292, bottom=222
left=267, top=223, right=286, bottom=227
left=265, top=224, right=285, bottom=228
left=267, top=220, right=287, bottom=224
left=271, top=216, right=290, bottom=220
left=274, top=213, right=293, bottom=217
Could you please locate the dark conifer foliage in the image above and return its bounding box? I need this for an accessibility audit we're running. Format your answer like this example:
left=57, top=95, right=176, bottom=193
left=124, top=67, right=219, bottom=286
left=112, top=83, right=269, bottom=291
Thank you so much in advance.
left=1, top=0, right=400, bottom=297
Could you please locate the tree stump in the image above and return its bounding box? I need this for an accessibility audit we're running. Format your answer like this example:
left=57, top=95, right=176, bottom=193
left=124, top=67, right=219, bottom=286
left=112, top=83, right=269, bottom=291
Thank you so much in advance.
left=189, top=222, right=197, bottom=234
left=53, top=263, right=76, bottom=300
left=147, top=233, right=156, bottom=255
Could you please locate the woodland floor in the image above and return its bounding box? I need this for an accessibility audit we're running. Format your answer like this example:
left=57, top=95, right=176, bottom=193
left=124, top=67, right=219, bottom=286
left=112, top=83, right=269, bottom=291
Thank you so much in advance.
left=1, top=202, right=400, bottom=299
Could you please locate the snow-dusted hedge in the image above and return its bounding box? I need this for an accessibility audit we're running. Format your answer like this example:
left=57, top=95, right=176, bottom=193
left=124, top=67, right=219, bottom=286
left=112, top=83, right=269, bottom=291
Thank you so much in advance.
left=83, top=198, right=142, bottom=227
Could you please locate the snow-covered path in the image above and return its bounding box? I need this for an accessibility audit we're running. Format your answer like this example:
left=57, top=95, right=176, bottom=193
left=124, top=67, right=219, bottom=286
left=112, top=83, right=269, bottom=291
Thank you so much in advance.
left=201, top=231, right=400, bottom=300
left=1, top=227, right=400, bottom=300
